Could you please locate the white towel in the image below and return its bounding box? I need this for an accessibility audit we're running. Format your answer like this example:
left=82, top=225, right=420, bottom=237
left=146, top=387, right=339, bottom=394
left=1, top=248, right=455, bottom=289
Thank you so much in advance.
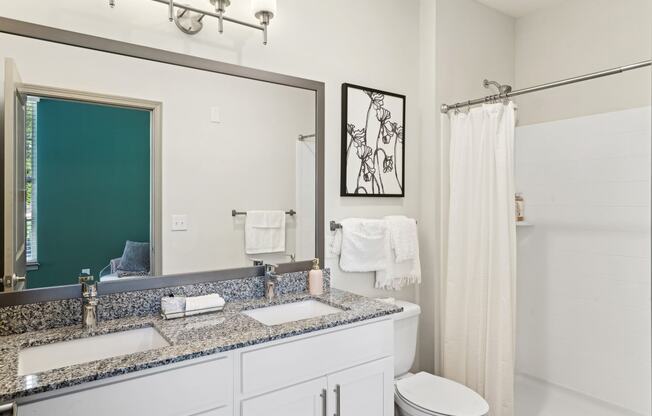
left=185, top=294, right=225, bottom=316
left=339, top=218, right=390, bottom=272
left=375, top=217, right=421, bottom=290
left=385, top=216, right=418, bottom=262
left=245, top=210, right=286, bottom=254
left=160, top=297, right=186, bottom=315
left=376, top=297, right=396, bottom=305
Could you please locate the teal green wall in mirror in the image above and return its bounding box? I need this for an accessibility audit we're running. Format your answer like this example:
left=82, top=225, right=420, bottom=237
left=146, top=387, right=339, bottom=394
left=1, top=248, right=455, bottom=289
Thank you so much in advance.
left=27, top=98, right=151, bottom=288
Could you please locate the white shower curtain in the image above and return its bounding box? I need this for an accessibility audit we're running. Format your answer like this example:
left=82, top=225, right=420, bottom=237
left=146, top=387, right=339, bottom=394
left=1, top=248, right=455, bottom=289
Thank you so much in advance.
left=441, top=102, right=517, bottom=416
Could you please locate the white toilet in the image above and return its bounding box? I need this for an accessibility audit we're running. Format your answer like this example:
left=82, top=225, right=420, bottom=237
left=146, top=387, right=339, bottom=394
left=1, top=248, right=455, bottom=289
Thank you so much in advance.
left=393, top=300, right=489, bottom=416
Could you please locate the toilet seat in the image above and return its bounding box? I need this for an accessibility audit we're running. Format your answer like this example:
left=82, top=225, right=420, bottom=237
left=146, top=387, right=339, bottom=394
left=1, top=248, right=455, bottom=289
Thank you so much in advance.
left=394, top=372, right=489, bottom=416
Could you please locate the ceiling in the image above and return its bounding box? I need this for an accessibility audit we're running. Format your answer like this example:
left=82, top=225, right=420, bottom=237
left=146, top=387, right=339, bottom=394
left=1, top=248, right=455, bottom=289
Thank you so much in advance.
left=475, top=0, right=567, bottom=18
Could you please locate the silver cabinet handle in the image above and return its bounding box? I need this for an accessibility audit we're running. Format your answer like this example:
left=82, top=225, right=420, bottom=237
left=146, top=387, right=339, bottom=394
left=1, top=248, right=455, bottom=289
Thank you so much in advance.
left=333, top=384, right=341, bottom=416
left=320, top=388, right=327, bottom=416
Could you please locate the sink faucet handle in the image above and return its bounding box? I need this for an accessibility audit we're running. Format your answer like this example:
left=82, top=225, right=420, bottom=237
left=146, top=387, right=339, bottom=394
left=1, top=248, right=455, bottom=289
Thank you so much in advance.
left=79, top=273, right=95, bottom=284
left=79, top=274, right=98, bottom=329
left=79, top=275, right=97, bottom=299
left=264, top=264, right=280, bottom=301
left=265, top=263, right=279, bottom=274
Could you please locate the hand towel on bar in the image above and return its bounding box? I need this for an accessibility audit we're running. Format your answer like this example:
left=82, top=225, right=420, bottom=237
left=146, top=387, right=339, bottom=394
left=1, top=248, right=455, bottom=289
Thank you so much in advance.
left=245, top=210, right=286, bottom=254
left=185, top=294, right=225, bottom=316
left=375, top=217, right=421, bottom=290
left=385, top=215, right=418, bottom=262
left=339, top=218, right=390, bottom=272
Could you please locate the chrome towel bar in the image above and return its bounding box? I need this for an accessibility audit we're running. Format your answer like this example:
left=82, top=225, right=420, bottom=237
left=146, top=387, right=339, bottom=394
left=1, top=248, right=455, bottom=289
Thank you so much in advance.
left=232, top=209, right=296, bottom=217
left=330, top=218, right=418, bottom=231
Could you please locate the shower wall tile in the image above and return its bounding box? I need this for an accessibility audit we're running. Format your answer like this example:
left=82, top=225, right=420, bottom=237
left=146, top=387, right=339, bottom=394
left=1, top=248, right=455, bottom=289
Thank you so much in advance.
left=514, top=106, right=651, bottom=415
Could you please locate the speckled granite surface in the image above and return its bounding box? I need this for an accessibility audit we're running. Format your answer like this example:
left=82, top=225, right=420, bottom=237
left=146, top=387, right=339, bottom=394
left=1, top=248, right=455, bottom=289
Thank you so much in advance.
left=0, top=269, right=331, bottom=336
left=0, top=287, right=400, bottom=403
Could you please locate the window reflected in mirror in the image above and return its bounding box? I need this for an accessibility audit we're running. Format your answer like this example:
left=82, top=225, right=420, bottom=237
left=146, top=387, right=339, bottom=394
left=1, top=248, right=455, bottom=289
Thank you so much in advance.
left=23, top=96, right=152, bottom=289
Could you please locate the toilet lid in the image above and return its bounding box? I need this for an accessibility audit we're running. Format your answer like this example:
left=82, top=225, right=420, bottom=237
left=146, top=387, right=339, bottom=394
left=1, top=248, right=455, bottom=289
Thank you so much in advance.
left=395, top=372, right=489, bottom=416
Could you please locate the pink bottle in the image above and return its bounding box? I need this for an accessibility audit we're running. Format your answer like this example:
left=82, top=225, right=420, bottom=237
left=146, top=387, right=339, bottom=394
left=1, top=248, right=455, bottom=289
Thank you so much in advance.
left=308, top=258, right=324, bottom=296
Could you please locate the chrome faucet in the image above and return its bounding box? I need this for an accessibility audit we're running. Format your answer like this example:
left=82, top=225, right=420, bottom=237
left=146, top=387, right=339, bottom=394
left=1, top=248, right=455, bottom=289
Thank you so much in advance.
left=79, top=275, right=98, bottom=329
left=264, top=264, right=280, bottom=301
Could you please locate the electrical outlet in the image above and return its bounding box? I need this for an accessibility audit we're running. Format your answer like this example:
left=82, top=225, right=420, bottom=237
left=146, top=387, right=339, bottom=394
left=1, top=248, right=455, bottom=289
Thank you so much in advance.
left=172, top=215, right=188, bottom=231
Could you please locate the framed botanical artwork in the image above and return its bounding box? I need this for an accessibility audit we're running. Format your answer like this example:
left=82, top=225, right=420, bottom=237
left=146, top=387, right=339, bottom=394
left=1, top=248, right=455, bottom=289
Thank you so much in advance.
left=340, top=83, right=405, bottom=197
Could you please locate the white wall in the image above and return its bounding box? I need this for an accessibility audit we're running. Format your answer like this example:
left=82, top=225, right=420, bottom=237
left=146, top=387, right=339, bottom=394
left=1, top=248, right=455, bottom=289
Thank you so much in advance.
left=0, top=33, right=314, bottom=273
left=417, top=0, right=438, bottom=375
left=514, top=0, right=652, bottom=125
left=515, top=107, right=651, bottom=415
left=0, top=0, right=423, bottom=302
left=418, top=0, right=515, bottom=374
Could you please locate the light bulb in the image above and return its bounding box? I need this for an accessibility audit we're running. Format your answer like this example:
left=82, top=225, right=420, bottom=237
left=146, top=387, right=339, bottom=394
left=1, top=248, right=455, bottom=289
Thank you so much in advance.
left=252, top=0, right=277, bottom=19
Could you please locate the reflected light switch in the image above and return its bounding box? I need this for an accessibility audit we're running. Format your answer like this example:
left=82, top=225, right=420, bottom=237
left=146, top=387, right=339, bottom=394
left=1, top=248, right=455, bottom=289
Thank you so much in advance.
left=172, top=215, right=188, bottom=231
left=210, top=107, right=221, bottom=123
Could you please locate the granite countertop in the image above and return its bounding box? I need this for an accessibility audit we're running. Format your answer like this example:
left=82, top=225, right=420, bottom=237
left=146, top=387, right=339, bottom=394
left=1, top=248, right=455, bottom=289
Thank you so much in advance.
left=0, top=288, right=402, bottom=403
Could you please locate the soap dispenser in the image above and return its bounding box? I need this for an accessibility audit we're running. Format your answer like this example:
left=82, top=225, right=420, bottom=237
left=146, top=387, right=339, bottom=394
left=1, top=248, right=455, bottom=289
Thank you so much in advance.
left=308, top=258, right=323, bottom=296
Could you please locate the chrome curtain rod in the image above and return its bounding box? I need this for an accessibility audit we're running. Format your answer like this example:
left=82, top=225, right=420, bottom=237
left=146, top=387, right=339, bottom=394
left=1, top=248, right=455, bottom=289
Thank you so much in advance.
left=441, top=60, right=652, bottom=114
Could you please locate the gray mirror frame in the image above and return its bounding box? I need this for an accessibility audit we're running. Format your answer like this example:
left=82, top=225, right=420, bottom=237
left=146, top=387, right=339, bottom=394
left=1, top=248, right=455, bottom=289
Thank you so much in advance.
left=0, top=17, right=325, bottom=306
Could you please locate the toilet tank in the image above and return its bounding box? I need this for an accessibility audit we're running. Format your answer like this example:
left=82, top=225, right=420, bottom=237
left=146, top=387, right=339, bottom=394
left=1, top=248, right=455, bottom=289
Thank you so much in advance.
left=392, top=300, right=421, bottom=377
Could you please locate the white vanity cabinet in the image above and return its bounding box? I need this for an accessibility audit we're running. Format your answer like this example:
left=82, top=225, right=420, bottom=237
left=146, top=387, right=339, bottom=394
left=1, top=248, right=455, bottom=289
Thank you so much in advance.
left=240, top=358, right=393, bottom=416
left=17, top=353, right=234, bottom=416
left=236, top=318, right=394, bottom=416
left=15, top=317, right=394, bottom=416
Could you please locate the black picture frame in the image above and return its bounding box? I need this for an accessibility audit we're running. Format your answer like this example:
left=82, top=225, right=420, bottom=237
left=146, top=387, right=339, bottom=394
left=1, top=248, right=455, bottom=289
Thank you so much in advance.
left=340, top=83, right=406, bottom=197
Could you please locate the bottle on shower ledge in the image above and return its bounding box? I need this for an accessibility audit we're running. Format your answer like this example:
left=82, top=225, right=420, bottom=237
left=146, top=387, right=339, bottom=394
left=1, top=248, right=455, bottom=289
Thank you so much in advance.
left=515, top=192, right=525, bottom=222
left=308, top=258, right=323, bottom=296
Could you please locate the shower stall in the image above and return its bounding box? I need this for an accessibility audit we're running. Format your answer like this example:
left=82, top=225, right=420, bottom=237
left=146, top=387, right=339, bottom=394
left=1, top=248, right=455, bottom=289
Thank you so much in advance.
left=440, top=59, right=651, bottom=416
left=514, top=105, right=651, bottom=416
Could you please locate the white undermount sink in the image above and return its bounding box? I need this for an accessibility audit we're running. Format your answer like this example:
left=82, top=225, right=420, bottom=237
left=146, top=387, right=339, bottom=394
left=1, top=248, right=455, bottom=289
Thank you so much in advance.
left=242, top=299, right=343, bottom=326
left=18, top=327, right=170, bottom=376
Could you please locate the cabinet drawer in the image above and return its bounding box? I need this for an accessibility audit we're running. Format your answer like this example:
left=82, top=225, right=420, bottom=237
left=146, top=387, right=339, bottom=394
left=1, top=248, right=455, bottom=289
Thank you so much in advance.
left=239, top=319, right=392, bottom=396
left=18, top=353, right=233, bottom=416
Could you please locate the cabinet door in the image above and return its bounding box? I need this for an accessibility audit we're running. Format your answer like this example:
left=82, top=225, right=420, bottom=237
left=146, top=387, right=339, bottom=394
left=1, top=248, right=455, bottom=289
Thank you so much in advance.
left=240, top=377, right=327, bottom=416
left=327, top=358, right=394, bottom=416
left=17, top=354, right=233, bottom=416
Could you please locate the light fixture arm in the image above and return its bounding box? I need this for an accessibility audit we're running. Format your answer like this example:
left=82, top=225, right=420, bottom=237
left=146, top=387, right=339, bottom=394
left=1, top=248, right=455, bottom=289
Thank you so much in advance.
left=210, top=0, right=230, bottom=34
left=256, top=11, right=271, bottom=45
left=108, top=0, right=273, bottom=45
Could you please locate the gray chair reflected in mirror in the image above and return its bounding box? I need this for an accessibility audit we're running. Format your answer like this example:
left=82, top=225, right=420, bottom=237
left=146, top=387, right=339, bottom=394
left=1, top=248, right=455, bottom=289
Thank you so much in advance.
left=99, top=241, right=151, bottom=282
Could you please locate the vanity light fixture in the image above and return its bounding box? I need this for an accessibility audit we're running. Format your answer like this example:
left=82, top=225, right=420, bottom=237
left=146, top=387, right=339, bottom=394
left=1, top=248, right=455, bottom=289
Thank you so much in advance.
left=210, top=0, right=230, bottom=33
left=251, top=0, right=277, bottom=45
left=108, top=0, right=277, bottom=45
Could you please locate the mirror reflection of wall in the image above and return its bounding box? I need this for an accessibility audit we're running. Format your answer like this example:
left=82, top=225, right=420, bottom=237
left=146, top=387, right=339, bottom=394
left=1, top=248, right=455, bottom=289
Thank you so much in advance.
left=1, top=32, right=317, bottom=291
left=24, top=97, right=153, bottom=288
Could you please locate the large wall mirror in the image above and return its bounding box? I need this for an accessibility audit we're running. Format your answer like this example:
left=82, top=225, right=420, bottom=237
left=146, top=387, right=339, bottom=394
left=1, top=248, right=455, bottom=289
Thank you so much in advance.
left=0, top=18, right=324, bottom=297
